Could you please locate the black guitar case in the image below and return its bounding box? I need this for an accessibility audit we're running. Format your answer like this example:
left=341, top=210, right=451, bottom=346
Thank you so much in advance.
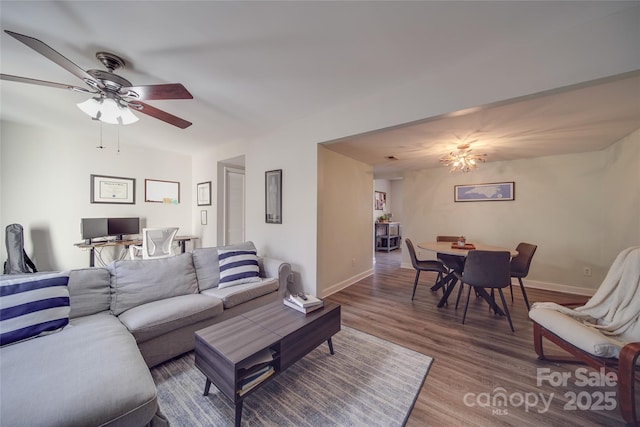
left=3, top=223, right=38, bottom=274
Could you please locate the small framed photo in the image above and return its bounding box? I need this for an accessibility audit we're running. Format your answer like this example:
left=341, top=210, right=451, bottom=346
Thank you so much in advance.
left=265, top=169, right=282, bottom=224
left=90, top=174, right=136, bottom=204
left=197, top=181, right=212, bottom=206
left=455, top=182, right=515, bottom=202
left=145, top=179, right=180, bottom=204
left=200, top=210, right=208, bottom=225
left=374, top=191, right=386, bottom=210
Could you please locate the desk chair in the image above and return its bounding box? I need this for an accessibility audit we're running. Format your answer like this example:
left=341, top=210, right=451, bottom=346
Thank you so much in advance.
left=455, top=250, right=514, bottom=332
left=405, top=238, right=448, bottom=300
left=510, top=242, right=538, bottom=311
left=129, top=227, right=179, bottom=260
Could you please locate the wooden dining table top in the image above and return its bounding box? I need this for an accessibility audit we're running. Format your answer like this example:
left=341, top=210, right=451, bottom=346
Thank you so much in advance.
left=417, top=241, right=519, bottom=257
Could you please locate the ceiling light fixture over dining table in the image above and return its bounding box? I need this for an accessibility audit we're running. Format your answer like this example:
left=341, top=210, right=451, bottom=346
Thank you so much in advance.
left=440, top=143, right=487, bottom=172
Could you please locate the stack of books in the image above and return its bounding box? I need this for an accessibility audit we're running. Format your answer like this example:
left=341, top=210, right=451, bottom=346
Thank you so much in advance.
left=238, top=365, right=275, bottom=396
left=237, top=348, right=276, bottom=396
left=283, top=292, right=324, bottom=314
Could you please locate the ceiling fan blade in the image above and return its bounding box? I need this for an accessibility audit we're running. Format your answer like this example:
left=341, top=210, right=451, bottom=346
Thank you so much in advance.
left=1, top=74, right=95, bottom=93
left=130, top=101, right=192, bottom=129
left=4, top=30, right=98, bottom=86
left=120, top=83, right=193, bottom=100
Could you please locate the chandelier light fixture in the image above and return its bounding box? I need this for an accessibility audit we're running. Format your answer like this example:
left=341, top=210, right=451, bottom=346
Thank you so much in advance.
left=440, top=143, right=487, bottom=173
left=77, top=94, right=139, bottom=125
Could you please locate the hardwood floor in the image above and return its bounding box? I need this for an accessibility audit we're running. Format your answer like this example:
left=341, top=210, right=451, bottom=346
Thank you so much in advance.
left=325, top=249, right=631, bottom=427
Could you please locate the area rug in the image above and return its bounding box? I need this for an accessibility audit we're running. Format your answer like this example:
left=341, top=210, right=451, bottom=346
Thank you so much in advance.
left=151, top=326, right=433, bottom=427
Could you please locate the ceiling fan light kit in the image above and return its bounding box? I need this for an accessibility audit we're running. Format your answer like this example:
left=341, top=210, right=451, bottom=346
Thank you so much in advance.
left=77, top=96, right=139, bottom=125
left=1, top=30, right=193, bottom=128
left=440, top=143, right=487, bottom=173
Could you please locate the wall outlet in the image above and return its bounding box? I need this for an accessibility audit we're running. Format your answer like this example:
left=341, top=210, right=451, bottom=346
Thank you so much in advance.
left=583, top=267, right=592, bottom=277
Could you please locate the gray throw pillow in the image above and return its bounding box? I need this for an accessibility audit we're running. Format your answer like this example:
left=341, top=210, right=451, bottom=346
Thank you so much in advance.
left=108, top=253, right=198, bottom=315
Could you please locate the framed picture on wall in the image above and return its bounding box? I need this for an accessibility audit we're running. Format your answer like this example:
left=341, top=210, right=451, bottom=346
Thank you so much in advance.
left=265, top=169, right=282, bottom=224
left=374, top=191, right=386, bottom=210
left=145, top=179, right=180, bottom=204
left=454, top=182, right=515, bottom=202
left=90, top=174, right=136, bottom=204
left=197, top=181, right=212, bottom=206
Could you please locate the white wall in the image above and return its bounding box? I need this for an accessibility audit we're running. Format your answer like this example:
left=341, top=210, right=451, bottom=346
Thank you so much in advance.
left=1, top=120, right=193, bottom=270
left=390, top=180, right=404, bottom=223
left=318, top=146, right=374, bottom=297
left=401, top=129, right=640, bottom=293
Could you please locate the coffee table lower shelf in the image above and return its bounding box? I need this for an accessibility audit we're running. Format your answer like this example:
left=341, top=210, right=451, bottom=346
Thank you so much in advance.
left=194, top=300, right=341, bottom=426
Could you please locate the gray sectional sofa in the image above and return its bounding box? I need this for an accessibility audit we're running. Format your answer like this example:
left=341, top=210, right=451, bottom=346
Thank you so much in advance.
left=0, top=242, right=291, bottom=426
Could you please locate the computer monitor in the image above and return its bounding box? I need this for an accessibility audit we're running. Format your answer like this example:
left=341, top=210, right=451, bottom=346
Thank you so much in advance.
left=81, top=218, right=108, bottom=243
left=107, top=217, right=140, bottom=240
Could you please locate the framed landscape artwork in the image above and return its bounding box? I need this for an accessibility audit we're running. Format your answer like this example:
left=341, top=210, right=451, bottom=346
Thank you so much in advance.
left=455, top=182, right=515, bottom=202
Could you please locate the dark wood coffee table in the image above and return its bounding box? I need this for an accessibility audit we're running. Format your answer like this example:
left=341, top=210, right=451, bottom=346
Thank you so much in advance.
left=194, top=300, right=341, bottom=426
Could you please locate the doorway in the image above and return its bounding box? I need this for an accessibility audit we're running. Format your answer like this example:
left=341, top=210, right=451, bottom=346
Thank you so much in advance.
left=223, top=166, right=245, bottom=245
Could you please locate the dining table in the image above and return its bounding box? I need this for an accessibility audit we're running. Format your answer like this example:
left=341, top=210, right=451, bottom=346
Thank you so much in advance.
left=417, top=241, right=518, bottom=314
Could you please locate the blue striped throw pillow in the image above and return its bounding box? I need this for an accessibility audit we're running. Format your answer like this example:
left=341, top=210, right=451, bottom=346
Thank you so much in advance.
left=217, top=249, right=261, bottom=289
left=0, top=272, right=70, bottom=347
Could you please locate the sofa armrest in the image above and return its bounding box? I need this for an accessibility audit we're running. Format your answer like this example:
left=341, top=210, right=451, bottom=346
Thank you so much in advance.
left=259, top=256, right=291, bottom=296
left=618, top=342, right=640, bottom=425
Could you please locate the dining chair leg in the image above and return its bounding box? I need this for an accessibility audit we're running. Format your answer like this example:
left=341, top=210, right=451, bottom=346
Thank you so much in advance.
left=461, top=285, right=472, bottom=324
left=455, top=281, right=464, bottom=309
left=411, top=270, right=421, bottom=300
left=509, top=282, right=514, bottom=302
left=518, top=277, right=531, bottom=311
left=431, top=272, right=444, bottom=292
left=497, top=288, right=515, bottom=332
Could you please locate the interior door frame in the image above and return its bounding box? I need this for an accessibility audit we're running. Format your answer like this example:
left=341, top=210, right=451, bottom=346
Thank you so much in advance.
left=223, top=166, right=245, bottom=246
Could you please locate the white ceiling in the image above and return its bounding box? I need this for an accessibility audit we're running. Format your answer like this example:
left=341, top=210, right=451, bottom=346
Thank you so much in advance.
left=325, top=72, right=640, bottom=178
left=1, top=1, right=639, bottom=177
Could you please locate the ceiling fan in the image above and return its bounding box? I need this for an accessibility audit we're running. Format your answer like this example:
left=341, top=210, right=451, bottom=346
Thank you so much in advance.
left=0, top=30, right=193, bottom=128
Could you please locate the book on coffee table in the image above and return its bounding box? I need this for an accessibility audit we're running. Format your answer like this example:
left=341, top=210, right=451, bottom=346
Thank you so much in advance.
left=287, top=292, right=323, bottom=308
left=283, top=297, right=324, bottom=314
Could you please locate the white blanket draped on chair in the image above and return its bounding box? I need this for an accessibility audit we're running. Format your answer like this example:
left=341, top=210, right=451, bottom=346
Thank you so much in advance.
left=532, top=246, right=640, bottom=342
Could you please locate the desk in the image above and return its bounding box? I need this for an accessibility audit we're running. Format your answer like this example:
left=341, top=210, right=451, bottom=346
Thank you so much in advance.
left=417, top=241, right=517, bottom=312
left=75, top=235, right=198, bottom=267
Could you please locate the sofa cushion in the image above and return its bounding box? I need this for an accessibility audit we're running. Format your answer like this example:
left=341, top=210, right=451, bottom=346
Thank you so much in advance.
left=192, top=241, right=257, bottom=291
left=529, top=307, right=624, bottom=358
left=109, top=253, right=198, bottom=315
left=118, top=294, right=224, bottom=343
left=218, top=248, right=261, bottom=288
left=0, top=272, right=70, bottom=347
left=68, top=267, right=111, bottom=318
left=0, top=313, right=157, bottom=426
left=201, top=277, right=279, bottom=309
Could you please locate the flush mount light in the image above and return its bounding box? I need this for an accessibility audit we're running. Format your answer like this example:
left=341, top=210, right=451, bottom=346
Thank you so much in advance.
left=440, top=144, right=487, bottom=173
left=77, top=95, right=138, bottom=125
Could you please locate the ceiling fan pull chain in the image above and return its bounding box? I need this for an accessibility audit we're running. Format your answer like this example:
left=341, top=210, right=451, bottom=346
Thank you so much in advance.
left=117, top=126, right=121, bottom=154
left=97, top=122, right=105, bottom=149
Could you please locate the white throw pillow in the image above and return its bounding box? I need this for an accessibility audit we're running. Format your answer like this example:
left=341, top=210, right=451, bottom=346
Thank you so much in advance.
left=217, top=249, right=261, bottom=288
left=0, top=272, right=70, bottom=346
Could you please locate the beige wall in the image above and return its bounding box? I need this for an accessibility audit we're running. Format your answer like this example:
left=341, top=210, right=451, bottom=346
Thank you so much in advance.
left=401, top=129, right=640, bottom=293
left=317, top=146, right=374, bottom=297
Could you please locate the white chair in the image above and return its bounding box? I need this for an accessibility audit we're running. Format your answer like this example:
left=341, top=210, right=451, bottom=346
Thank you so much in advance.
left=129, top=227, right=179, bottom=260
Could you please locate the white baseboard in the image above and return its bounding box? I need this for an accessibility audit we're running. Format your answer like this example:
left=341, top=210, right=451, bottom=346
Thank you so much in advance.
left=322, top=268, right=374, bottom=297
left=399, top=264, right=595, bottom=297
